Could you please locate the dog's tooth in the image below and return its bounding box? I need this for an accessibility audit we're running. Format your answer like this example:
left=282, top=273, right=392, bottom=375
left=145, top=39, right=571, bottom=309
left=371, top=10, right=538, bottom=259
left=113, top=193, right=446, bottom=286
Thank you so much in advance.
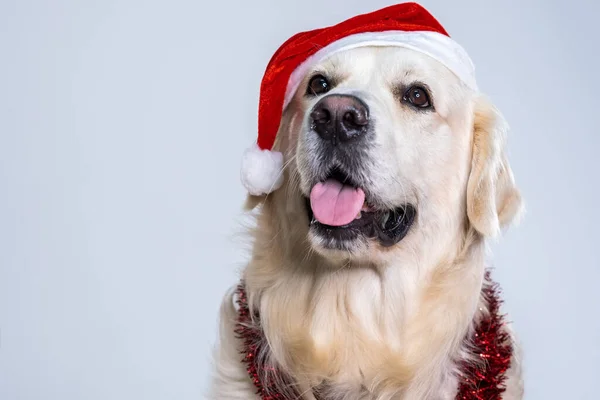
left=355, top=211, right=362, bottom=220
left=380, top=211, right=390, bottom=228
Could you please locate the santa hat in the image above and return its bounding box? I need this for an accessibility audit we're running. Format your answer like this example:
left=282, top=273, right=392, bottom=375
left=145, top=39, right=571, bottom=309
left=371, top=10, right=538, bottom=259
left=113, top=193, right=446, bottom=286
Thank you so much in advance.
left=241, top=2, right=477, bottom=196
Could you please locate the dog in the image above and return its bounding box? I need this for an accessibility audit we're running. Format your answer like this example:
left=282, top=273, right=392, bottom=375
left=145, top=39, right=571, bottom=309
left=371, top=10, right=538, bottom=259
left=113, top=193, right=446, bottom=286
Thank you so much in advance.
left=209, top=20, right=524, bottom=400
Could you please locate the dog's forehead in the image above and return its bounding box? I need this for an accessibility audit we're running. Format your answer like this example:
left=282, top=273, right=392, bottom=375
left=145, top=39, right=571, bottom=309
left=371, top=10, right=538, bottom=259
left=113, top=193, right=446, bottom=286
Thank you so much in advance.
left=314, top=46, right=455, bottom=84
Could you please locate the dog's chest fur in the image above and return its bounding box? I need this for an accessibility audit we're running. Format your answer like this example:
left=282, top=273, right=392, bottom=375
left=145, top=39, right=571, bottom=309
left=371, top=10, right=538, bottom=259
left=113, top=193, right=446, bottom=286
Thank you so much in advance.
left=240, top=249, right=493, bottom=399
left=238, top=267, right=517, bottom=400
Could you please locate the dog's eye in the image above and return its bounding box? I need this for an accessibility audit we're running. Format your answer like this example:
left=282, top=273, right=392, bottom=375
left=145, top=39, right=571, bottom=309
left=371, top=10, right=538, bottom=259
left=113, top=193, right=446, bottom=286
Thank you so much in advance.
left=403, top=86, right=432, bottom=109
left=307, top=75, right=331, bottom=96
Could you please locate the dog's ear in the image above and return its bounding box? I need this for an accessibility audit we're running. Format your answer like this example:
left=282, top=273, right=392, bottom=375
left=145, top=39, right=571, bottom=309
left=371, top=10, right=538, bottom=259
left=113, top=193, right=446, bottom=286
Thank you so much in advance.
left=466, top=96, right=523, bottom=237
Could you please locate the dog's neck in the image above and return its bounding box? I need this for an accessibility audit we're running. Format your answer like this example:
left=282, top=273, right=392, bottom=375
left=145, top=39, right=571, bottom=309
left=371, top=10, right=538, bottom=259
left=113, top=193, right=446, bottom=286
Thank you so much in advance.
left=243, top=197, right=487, bottom=399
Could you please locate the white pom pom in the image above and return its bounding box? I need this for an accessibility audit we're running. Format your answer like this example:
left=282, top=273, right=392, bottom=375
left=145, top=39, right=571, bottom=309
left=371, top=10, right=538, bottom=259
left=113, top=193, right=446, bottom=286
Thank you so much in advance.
left=240, top=144, right=284, bottom=196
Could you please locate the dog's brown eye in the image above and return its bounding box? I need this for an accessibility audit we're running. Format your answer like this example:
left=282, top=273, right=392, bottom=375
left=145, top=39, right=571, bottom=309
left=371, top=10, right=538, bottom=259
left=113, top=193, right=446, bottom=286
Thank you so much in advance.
left=403, top=86, right=432, bottom=109
left=307, top=75, right=331, bottom=96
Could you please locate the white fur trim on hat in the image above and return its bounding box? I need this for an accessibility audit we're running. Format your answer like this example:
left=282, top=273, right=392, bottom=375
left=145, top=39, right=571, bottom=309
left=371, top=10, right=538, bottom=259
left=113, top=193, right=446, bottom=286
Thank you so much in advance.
left=241, top=144, right=284, bottom=196
left=284, top=31, right=478, bottom=108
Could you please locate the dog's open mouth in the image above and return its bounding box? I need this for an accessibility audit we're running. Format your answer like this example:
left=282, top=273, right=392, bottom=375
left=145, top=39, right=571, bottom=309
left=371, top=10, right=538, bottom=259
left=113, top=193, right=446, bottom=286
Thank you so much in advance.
left=305, top=168, right=416, bottom=248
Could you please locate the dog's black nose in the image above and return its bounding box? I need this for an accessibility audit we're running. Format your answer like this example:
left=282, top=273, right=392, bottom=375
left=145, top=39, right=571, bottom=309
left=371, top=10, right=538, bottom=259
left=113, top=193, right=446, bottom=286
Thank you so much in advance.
left=310, top=94, right=370, bottom=144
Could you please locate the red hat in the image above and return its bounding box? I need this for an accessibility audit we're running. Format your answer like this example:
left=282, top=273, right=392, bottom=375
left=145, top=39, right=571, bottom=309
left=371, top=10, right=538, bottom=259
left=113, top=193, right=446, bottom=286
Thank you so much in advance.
left=241, top=2, right=477, bottom=196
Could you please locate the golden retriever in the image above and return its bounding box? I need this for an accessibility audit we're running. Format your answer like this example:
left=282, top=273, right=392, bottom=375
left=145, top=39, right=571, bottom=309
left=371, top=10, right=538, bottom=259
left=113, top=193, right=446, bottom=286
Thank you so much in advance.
left=210, top=44, right=524, bottom=399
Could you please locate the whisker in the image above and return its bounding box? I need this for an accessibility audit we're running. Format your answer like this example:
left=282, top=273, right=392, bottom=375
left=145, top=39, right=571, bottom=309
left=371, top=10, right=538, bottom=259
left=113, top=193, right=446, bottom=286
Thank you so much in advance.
left=259, top=152, right=298, bottom=209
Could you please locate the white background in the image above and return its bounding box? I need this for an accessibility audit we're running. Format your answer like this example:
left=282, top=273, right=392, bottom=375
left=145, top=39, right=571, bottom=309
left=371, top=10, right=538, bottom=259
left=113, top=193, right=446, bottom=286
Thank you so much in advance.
left=1, top=0, right=599, bottom=399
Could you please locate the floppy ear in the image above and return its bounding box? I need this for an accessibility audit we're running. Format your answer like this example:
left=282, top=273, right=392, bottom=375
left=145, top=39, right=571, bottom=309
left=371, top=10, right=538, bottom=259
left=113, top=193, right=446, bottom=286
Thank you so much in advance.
left=466, top=96, right=523, bottom=237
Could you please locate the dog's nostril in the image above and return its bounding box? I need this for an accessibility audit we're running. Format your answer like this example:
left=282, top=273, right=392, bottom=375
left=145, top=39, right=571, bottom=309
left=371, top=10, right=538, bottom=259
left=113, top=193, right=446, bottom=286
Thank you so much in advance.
left=343, top=109, right=368, bottom=128
left=311, top=108, right=331, bottom=124
left=343, top=112, right=354, bottom=124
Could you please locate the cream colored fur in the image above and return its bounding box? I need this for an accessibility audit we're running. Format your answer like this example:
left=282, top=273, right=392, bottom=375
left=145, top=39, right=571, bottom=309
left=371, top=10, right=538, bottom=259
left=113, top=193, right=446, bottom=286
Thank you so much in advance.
left=210, top=47, right=524, bottom=399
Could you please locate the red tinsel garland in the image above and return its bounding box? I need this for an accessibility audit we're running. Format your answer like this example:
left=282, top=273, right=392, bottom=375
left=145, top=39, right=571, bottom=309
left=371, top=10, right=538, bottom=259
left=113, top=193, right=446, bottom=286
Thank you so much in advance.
left=235, top=271, right=512, bottom=400
left=455, top=272, right=513, bottom=399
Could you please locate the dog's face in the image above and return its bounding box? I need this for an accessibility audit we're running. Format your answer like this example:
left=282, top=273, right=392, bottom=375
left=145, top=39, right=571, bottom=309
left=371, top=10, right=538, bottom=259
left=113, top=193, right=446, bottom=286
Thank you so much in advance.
left=273, top=46, right=520, bottom=264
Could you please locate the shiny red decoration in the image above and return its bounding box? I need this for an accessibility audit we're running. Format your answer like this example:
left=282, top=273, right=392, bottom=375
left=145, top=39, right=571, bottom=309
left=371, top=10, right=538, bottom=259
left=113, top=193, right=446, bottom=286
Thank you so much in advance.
left=235, top=270, right=513, bottom=399
left=235, top=285, right=299, bottom=399
left=455, top=271, right=514, bottom=399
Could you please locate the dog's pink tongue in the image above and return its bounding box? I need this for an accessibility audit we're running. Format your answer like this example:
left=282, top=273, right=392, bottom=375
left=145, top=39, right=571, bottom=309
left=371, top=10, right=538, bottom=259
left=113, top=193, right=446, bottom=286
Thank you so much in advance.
left=310, top=180, right=365, bottom=226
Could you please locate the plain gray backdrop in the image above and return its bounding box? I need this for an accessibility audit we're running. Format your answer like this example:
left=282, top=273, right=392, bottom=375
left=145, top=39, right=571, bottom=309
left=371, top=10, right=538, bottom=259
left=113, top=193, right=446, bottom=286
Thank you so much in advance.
left=1, top=0, right=599, bottom=399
